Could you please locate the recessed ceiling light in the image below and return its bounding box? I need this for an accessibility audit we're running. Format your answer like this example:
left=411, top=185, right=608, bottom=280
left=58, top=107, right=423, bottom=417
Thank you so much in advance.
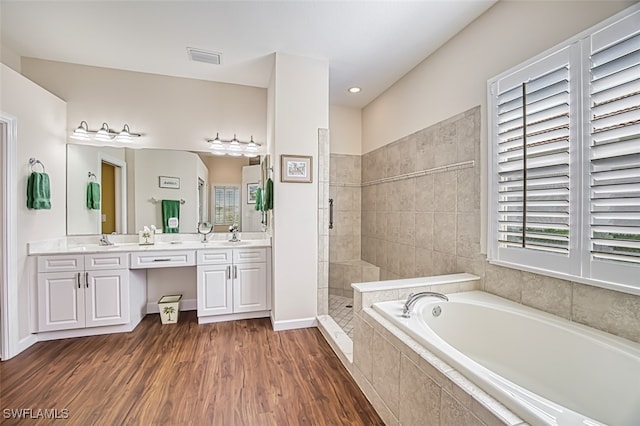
left=348, top=87, right=361, bottom=93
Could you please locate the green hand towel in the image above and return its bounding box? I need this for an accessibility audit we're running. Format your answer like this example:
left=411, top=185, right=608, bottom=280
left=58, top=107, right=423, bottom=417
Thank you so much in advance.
left=86, top=182, right=101, bottom=210
left=254, top=187, right=263, bottom=211
left=27, top=172, right=51, bottom=210
left=26, top=172, right=35, bottom=208
left=263, top=178, right=273, bottom=211
left=162, top=200, right=180, bottom=233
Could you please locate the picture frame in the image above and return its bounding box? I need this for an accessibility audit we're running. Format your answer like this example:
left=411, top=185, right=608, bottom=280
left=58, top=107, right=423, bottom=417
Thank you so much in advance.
left=281, top=155, right=312, bottom=183
left=159, top=176, right=180, bottom=189
left=247, top=183, right=259, bottom=204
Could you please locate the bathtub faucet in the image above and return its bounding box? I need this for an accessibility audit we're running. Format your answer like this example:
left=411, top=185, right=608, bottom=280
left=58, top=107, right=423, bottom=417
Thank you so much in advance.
left=402, top=292, right=448, bottom=318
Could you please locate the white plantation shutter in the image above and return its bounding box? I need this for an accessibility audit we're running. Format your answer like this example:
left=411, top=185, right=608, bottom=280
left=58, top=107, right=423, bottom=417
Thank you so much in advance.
left=489, top=5, right=640, bottom=292
left=490, top=46, right=579, bottom=274
left=213, top=186, right=240, bottom=225
left=587, top=11, right=640, bottom=286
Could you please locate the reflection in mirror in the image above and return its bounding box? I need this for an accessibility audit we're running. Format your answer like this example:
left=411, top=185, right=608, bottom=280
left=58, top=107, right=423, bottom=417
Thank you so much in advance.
left=197, top=221, right=213, bottom=242
left=66, top=144, right=265, bottom=235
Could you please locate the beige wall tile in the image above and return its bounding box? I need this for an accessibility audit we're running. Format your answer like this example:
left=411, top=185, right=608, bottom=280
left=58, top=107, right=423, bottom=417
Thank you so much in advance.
left=434, top=213, right=456, bottom=255
left=434, top=121, right=457, bottom=167
left=457, top=167, right=480, bottom=212
left=372, top=331, right=401, bottom=416
left=484, top=263, right=523, bottom=303
left=572, top=283, right=640, bottom=343
left=415, top=212, right=434, bottom=250
left=432, top=251, right=458, bottom=275
left=415, top=174, right=435, bottom=212
left=441, top=390, right=484, bottom=426
left=415, top=248, right=434, bottom=277
left=353, top=313, right=374, bottom=381
left=521, top=272, right=572, bottom=319
left=434, top=171, right=457, bottom=213
left=399, top=355, right=441, bottom=426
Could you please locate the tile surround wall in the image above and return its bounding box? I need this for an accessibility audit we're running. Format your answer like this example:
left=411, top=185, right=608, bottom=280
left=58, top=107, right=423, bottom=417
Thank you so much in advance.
left=329, top=154, right=363, bottom=297
left=361, top=107, right=482, bottom=282
left=350, top=279, right=525, bottom=426
left=358, top=105, right=640, bottom=344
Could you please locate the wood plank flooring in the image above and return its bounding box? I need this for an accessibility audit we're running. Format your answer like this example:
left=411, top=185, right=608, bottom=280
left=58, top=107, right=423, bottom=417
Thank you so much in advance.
left=0, top=312, right=383, bottom=425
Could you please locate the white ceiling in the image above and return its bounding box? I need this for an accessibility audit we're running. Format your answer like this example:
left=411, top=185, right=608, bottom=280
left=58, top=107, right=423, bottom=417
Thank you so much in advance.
left=1, top=1, right=496, bottom=108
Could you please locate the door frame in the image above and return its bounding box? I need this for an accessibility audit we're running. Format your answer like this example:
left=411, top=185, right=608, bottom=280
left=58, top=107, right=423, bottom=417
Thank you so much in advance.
left=1, top=112, right=18, bottom=360
left=99, top=153, right=127, bottom=234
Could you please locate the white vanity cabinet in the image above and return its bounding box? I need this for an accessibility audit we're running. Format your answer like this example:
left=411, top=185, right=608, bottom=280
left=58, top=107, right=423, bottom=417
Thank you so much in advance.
left=196, top=248, right=270, bottom=322
left=37, top=253, right=130, bottom=332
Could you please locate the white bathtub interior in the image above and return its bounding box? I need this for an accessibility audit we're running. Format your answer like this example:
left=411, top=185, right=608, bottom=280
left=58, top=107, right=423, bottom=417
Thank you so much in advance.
left=372, top=291, right=640, bottom=426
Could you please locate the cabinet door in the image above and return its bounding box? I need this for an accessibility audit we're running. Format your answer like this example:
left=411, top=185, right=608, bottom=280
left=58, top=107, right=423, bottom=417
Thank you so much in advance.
left=233, top=262, right=267, bottom=313
left=197, top=264, right=233, bottom=316
left=38, top=272, right=85, bottom=331
left=85, top=270, right=130, bottom=327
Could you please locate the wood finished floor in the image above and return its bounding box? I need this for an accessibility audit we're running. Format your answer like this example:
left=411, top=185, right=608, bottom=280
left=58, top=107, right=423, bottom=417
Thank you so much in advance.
left=0, top=312, right=383, bottom=425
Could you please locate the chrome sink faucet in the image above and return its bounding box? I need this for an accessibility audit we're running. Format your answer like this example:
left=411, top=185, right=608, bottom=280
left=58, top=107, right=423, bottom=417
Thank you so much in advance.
left=402, top=291, right=448, bottom=318
left=98, top=234, right=114, bottom=246
left=228, top=224, right=240, bottom=242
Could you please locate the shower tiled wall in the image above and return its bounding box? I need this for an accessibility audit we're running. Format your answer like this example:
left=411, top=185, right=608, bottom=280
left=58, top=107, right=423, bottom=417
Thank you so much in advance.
left=361, top=107, right=483, bottom=281
left=329, top=154, right=362, bottom=262
left=359, top=106, right=640, bottom=344
left=329, top=154, right=363, bottom=297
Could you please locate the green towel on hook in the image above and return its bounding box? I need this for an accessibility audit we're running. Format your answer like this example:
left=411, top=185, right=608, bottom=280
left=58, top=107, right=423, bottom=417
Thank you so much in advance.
left=162, top=200, right=180, bottom=233
left=86, top=182, right=101, bottom=210
left=254, top=187, right=263, bottom=211
left=27, top=172, right=51, bottom=210
left=263, top=178, right=273, bottom=211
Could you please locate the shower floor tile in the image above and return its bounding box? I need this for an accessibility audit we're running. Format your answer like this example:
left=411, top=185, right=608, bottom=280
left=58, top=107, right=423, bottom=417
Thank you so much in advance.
left=329, top=294, right=354, bottom=340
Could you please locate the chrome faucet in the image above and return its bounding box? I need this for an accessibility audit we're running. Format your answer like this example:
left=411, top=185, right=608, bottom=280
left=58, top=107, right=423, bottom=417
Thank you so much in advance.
left=98, top=234, right=114, bottom=246
left=402, top=291, right=448, bottom=318
left=229, top=224, right=240, bottom=242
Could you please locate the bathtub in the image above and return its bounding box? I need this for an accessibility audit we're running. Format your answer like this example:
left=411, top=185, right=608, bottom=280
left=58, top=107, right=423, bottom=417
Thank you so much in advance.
left=372, top=291, right=640, bottom=426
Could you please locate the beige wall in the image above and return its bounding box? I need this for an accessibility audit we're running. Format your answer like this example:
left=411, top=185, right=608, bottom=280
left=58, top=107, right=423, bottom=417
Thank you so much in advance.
left=1, top=64, right=67, bottom=347
left=202, top=155, right=250, bottom=232
left=362, top=0, right=634, bottom=153
left=270, top=52, right=329, bottom=326
left=329, top=105, right=361, bottom=155
left=20, top=58, right=267, bottom=152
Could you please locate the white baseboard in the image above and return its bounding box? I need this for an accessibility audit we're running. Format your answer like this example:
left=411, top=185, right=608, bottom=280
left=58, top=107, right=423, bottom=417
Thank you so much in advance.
left=37, top=322, right=137, bottom=342
left=146, top=298, right=197, bottom=314
left=10, top=334, right=38, bottom=359
left=271, top=316, right=317, bottom=331
left=197, top=310, right=270, bottom=324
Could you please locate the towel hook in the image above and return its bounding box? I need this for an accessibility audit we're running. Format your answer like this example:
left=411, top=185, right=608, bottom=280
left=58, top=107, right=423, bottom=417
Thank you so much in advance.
left=29, top=158, right=46, bottom=173
left=88, top=172, right=97, bottom=181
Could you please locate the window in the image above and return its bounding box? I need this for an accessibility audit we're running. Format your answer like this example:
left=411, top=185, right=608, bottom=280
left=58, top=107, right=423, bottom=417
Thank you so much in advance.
left=488, top=5, right=640, bottom=293
left=213, top=185, right=240, bottom=225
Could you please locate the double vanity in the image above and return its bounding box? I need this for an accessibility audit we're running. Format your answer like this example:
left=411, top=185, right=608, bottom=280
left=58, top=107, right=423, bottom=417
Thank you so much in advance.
left=29, top=233, right=271, bottom=341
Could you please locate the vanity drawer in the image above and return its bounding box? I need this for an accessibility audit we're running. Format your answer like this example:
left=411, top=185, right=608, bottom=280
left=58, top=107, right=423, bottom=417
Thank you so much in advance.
left=85, top=253, right=129, bottom=270
left=38, top=255, right=84, bottom=273
left=130, top=250, right=195, bottom=269
left=197, top=249, right=232, bottom=265
left=233, top=248, right=267, bottom=264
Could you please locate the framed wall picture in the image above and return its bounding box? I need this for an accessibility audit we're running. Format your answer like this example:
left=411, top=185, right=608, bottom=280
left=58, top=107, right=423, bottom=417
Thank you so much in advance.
left=159, top=176, right=180, bottom=189
left=281, top=155, right=312, bottom=183
left=247, top=183, right=259, bottom=204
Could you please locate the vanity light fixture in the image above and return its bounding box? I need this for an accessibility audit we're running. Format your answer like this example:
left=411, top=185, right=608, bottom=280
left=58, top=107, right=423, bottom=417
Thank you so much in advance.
left=70, top=121, right=142, bottom=142
left=71, top=121, right=91, bottom=141
left=206, top=133, right=262, bottom=157
left=94, top=123, right=113, bottom=142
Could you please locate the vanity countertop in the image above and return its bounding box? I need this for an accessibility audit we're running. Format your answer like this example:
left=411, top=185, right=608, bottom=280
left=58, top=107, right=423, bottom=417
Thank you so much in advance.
left=28, top=234, right=271, bottom=256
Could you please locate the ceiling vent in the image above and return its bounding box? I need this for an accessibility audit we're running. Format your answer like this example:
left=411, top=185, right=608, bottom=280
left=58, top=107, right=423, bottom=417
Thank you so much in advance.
left=187, top=47, right=222, bottom=65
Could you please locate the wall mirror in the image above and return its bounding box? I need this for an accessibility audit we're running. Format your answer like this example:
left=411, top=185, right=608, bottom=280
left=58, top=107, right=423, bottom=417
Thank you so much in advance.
left=66, top=144, right=265, bottom=235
